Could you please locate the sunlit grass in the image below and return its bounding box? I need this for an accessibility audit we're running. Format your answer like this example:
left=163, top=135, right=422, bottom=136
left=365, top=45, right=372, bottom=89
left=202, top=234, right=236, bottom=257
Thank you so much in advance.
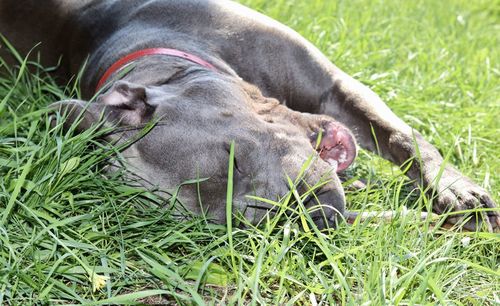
left=1, top=0, right=499, bottom=304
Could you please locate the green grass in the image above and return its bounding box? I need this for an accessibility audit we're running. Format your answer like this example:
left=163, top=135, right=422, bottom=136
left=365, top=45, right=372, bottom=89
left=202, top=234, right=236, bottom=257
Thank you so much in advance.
left=1, top=0, right=499, bottom=304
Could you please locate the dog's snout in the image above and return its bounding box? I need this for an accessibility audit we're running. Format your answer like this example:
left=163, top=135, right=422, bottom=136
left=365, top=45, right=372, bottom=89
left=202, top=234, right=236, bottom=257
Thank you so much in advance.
left=304, top=180, right=346, bottom=230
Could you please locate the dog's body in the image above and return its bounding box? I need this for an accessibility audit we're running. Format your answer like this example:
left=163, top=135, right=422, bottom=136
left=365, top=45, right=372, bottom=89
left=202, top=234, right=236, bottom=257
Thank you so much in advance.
left=1, top=0, right=498, bottom=230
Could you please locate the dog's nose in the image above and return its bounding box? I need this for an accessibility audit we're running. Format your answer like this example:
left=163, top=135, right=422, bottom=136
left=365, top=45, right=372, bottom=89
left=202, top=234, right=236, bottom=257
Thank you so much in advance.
left=303, top=180, right=346, bottom=230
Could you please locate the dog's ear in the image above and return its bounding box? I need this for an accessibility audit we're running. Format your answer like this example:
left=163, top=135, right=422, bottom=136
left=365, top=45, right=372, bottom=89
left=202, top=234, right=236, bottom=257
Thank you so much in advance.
left=97, top=81, right=155, bottom=125
left=50, top=81, right=156, bottom=132
left=49, top=99, right=104, bottom=132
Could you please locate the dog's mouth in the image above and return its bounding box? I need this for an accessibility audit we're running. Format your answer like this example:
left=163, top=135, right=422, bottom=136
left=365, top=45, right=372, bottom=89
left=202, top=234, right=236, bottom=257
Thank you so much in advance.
left=311, top=122, right=357, bottom=172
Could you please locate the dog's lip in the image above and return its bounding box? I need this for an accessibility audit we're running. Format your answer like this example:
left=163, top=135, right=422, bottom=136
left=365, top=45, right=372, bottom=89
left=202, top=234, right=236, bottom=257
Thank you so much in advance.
left=310, top=122, right=357, bottom=172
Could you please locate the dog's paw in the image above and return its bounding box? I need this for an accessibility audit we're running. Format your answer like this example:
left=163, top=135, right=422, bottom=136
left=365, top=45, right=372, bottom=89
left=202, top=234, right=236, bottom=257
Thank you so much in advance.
left=428, top=166, right=499, bottom=232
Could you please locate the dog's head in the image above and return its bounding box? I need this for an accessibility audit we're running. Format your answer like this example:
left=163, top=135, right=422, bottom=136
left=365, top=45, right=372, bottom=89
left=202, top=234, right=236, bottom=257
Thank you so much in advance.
left=51, top=69, right=357, bottom=228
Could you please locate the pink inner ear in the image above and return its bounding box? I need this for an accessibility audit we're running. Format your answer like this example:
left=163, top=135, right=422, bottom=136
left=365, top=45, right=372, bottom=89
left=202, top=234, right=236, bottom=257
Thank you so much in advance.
left=100, top=89, right=130, bottom=106
left=99, top=81, right=147, bottom=108
left=315, top=122, right=357, bottom=172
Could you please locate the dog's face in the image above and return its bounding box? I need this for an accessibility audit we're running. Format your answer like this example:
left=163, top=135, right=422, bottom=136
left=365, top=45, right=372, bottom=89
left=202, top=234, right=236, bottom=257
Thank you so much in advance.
left=52, top=71, right=357, bottom=227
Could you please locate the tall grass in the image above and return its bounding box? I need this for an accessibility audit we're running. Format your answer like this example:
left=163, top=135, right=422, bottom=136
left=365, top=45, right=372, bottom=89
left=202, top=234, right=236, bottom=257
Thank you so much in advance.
left=1, top=0, right=499, bottom=304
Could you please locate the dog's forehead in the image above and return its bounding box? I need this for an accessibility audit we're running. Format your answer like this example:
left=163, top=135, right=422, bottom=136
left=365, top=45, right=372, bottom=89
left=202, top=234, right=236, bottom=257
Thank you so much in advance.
left=146, top=78, right=267, bottom=122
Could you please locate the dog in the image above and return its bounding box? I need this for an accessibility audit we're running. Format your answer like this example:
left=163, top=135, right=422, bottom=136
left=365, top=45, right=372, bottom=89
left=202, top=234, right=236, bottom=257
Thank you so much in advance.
left=0, top=0, right=498, bottom=230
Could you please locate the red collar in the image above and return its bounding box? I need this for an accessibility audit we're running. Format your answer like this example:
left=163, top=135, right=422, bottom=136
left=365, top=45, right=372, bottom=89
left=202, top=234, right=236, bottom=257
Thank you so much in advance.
left=95, top=47, right=217, bottom=92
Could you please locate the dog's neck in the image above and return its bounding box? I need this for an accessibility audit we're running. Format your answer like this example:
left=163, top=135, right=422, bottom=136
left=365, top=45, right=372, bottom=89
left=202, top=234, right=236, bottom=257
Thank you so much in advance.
left=91, top=56, right=234, bottom=96
left=95, top=48, right=219, bottom=93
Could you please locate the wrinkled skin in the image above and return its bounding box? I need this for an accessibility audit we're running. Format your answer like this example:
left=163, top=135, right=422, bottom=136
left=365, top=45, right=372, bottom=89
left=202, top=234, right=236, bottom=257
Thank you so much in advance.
left=1, top=0, right=498, bottom=230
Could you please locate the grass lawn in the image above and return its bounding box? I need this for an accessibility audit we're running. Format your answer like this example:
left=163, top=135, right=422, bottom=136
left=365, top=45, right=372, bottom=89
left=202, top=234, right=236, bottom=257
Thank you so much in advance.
left=1, top=0, right=499, bottom=304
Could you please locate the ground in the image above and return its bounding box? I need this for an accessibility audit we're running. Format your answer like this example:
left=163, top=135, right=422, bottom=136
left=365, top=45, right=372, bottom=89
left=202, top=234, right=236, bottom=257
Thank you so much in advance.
left=0, top=0, right=498, bottom=304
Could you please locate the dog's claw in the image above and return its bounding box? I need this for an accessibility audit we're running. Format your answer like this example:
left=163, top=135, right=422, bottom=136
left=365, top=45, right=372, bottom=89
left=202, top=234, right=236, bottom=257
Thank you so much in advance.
left=430, top=167, right=499, bottom=232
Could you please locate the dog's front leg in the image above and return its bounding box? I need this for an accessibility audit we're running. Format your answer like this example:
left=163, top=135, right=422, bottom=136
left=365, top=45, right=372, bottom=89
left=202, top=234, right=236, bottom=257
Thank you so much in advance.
left=322, top=68, right=499, bottom=231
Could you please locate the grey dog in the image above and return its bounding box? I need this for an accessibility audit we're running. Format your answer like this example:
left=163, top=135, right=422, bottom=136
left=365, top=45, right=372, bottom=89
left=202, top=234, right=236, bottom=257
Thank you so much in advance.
left=0, top=0, right=498, bottom=230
